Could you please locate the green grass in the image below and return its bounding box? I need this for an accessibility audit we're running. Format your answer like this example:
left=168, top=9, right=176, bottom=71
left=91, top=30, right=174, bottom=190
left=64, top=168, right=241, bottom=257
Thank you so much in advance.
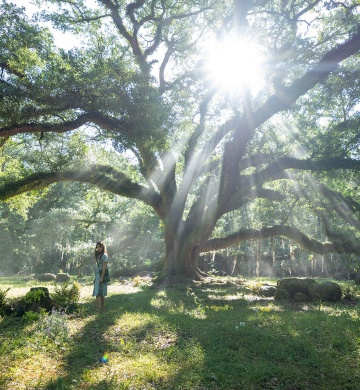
left=1, top=276, right=360, bottom=389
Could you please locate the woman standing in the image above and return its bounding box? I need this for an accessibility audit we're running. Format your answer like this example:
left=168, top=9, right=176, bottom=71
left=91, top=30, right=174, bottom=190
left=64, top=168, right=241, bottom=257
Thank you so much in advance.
left=92, top=241, right=109, bottom=313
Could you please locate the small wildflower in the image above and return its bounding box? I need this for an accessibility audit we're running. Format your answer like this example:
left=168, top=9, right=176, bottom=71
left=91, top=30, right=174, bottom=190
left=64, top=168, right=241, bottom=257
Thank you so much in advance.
left=37, top=308, right=69, bottom=344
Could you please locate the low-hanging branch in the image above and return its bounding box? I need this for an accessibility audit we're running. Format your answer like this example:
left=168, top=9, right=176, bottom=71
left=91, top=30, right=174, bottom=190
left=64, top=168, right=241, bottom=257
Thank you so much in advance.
left=201, top=225, right=360, bottom=255
left=0, top=165, right=164, bottom=217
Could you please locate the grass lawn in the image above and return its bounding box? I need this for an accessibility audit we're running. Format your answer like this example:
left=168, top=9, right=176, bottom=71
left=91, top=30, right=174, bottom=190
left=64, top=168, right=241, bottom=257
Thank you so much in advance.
left=1, top=275, right=360, bottom=389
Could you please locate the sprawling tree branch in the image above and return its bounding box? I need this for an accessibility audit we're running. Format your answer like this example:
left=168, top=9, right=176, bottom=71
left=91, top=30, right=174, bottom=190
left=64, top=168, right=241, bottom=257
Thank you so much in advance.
left=184, top=88, right=216, bottom=168
left=0, top=112, right=127, bottom=137
left=181, top=28, right=360, bottom=212
left=0, top=136, right=8, bottom=148
left=0, top=62, right=25, bottom=78
left=100, top=0, right=216, bottom=74
left=217, top=28, right=360, bottom=212
left=201, top=225, right=360, bottom=255
left=159, top=44, right=175, bottom=92
left=248, top=156, right=360, bottom=186
left=0, top=165, right=164, bottom=217
left=99, top=0, right=143, bottom=57
left=218, top=157, right=360, bottom=217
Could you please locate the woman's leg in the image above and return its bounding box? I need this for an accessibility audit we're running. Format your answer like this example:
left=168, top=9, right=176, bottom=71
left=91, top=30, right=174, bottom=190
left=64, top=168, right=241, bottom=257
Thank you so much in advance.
left=96, top=296, right=101, bottom=312
left=101, top=296, right=105, bottom=312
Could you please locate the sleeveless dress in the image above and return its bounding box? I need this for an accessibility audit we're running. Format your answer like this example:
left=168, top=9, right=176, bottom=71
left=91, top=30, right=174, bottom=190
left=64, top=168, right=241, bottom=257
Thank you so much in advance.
left=92, top=254, right=108, bottom=297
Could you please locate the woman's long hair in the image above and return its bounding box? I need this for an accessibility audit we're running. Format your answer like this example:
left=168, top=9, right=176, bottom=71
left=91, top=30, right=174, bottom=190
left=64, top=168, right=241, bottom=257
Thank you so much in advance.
left=94, top=241, right=108, bottom=260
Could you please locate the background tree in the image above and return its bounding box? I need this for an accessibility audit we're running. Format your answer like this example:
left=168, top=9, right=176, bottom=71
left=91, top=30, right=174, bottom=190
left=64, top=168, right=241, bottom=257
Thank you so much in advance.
left=0, top=0, right=359, bottom=279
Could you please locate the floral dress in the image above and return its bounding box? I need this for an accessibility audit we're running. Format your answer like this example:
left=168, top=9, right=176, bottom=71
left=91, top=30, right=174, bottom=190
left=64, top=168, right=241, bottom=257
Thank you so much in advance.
left=92, top=254, right=108, bottom=297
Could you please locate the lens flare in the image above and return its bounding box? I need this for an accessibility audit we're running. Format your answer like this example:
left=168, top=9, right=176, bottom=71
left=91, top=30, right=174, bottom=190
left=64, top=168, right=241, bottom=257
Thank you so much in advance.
left=99, top=352, right=109, bottom=363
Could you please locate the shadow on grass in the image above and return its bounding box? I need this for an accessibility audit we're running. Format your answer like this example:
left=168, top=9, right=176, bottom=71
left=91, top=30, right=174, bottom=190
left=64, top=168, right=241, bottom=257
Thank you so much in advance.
left=41, top=289, right=157, bottom=389
left=11, top=283, right=360, bottom=390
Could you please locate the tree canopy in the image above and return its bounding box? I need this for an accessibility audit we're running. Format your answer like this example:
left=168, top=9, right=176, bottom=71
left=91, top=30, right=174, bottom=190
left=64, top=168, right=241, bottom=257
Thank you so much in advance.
left=1, top=0, right=359, bottom=278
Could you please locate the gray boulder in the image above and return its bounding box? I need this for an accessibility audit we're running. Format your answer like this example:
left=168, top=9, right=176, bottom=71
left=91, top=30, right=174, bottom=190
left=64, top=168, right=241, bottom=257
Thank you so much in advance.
left=56, top=273, right=71, bottom=283
left=34, top=273, right=56, bottom=282
left=259, top=285, right=277, bottom=297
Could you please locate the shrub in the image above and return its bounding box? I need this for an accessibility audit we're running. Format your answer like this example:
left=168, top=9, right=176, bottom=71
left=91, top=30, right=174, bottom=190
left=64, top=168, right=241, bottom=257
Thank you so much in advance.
left=0, top=288, right=10, bottom=316
left=19, top=287, right=53, bottom=313
left=246, top=281, right=263, bottom=295
left=51, top=282, right=80, bottom=310
left=24, top=289, right=46, bottom=304
left=23, top=309, right=46, bottom=323
left=342, top=285, right=359, bottom=301
left=133, top=275, right=143, bottom=287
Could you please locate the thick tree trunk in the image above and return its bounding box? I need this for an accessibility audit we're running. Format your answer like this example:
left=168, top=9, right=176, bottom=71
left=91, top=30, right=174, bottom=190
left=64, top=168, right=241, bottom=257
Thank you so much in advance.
left=77, top=264, right=84, bottom=278
left=230, top=254, right=237, bottom=276
left=255, top=240, right=261, bottom=277
left=271, top=236, right=275, bottom=277
left=162, top=227, right=208, bottom=279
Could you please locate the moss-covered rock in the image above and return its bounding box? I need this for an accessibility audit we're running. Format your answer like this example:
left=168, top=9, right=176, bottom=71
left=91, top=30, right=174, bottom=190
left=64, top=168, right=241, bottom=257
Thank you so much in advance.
left=274, top=288, right=291, bottom=301
left=294, top=292, right=308, bottom=302
left=277, top=278, right=316, bottom=298
left=308, top=281, right=342, bottom=302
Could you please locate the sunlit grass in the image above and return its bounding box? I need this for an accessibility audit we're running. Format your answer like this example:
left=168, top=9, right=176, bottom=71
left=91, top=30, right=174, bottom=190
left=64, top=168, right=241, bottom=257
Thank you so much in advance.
left=1, top=276, right=360, bottom=389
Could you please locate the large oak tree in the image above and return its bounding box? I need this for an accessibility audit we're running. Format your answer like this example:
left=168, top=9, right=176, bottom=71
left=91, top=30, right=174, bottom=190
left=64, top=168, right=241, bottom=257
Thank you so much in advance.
left=1, top=0, right=359, bottom=278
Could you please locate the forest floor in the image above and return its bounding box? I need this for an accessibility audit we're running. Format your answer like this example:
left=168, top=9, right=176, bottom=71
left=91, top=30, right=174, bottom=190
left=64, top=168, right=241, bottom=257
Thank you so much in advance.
left=1, top=274, right=360, bottom=389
